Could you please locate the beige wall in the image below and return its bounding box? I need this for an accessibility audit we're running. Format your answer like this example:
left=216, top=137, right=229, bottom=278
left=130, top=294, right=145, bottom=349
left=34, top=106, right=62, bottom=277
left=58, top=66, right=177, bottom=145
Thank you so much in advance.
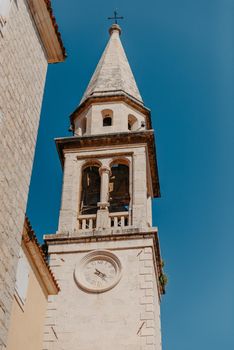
left=0, top=0, right=48, bottom=346
left=6, top=248, right=48, bottom=350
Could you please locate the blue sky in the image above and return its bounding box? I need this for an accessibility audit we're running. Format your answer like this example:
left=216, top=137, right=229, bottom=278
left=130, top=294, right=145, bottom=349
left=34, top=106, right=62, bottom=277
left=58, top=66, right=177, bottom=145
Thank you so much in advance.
left=27, top=0, right=234, bottom=349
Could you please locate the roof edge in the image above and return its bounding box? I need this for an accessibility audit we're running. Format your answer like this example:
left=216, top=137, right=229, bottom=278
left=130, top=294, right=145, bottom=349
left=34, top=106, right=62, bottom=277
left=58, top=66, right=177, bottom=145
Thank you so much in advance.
left=70, top=94, right=152, bottom=129
left=22, top=217, right=60, bottom=295
left=28, top=0, right=66, bottom=63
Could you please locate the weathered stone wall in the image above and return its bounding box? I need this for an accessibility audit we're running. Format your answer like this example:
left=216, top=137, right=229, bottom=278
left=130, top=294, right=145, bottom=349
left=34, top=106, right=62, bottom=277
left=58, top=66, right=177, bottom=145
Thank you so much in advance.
left=43, top=238, right=162, bottom=350
left=0, top=0, right=47, bottom=347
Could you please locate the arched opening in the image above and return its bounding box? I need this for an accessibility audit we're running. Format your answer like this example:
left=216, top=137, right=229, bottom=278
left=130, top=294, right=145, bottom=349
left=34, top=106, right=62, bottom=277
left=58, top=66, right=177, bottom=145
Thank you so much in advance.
left=128, top=114, right=138, bottom=131
left=80, top=165, right=100, bottom=214
left=103, top=116, right=112, bottom=126
left=109, top=163, right=130, bottom=212
left=102, top=109, right=113, bottom=127
left=82, top=117, right=87, bottom=134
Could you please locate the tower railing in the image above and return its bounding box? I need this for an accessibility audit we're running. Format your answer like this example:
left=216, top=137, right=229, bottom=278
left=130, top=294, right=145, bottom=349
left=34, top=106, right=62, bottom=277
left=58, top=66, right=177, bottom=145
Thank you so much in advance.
left=77, top=211, right=130, bottom=231
left=78, top=214, right=97, bottom=230
left=109, top=211, right=130, bottom=228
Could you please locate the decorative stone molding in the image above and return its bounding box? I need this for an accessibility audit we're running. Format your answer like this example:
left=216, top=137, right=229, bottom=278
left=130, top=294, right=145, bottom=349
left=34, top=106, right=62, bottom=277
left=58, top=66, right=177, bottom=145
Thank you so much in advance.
left=74, top=250, right=122, bottom=293
left=98, top=165, right=111, bottom=176
left=97, top=202, right=110, bottom=210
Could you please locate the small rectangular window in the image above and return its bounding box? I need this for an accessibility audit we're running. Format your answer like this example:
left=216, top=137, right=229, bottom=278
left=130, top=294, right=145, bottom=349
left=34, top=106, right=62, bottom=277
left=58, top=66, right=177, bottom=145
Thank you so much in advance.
left=15, top=248, right=29, bottom=304
left=103, top=116, right=112, bottom=127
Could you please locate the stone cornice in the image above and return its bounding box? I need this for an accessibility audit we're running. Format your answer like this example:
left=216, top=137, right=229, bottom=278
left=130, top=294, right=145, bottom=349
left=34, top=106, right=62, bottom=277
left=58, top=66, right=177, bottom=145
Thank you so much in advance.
left=27, top=0, right=66, bottom=63
left=55, top=130, right=160, bottom=197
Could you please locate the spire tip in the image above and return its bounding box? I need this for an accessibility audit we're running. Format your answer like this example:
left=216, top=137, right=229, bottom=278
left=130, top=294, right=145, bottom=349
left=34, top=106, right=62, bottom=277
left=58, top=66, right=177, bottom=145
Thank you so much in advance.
left=109, top=23, right=121, bottom=36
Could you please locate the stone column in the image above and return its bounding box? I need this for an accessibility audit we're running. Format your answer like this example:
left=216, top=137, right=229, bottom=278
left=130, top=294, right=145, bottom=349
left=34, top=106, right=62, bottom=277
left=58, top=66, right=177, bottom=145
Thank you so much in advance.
left=58, top=153, right=79, bottom=233
left=99, top=165, right=111, bottom=206
left=96, top=165, right=111, bottom=229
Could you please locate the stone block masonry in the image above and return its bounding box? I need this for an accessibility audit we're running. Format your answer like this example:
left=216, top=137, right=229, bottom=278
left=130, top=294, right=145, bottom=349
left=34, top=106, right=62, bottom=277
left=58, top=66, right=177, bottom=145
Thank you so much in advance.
left=138, top=247, right=162, bottom=349
left=43, top=237, right=162, bottom=350
left=0, top=0, right=48, bottom=347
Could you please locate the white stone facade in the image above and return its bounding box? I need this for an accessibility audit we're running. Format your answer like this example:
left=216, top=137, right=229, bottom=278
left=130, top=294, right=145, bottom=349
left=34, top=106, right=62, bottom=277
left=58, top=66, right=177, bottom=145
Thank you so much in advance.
left=74, top=101, right=146, bottom=136
left=44, top=23, right=162, bottom=350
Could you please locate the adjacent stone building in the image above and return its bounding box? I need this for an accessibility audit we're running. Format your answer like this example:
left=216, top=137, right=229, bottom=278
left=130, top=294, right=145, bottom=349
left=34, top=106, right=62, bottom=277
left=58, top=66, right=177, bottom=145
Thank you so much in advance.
left=43, top=24, right=165, bottom=350
left=6, top=218, right=59, bottom=350
left=0, top=0, right=65, bottom=347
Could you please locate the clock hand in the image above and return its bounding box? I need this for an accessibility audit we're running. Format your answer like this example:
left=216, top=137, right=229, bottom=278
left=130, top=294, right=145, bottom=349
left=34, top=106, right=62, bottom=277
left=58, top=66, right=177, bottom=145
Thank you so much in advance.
left=99, top=271, right=107, bottom=279
left=94, top=268, right=101, bottom=276
left=94, top=268, right=106, bottom=279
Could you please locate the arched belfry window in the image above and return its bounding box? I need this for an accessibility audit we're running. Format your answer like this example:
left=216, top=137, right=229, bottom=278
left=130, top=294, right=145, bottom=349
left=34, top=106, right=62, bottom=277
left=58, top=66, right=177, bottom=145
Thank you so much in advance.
left=128, top=114, right=138, bottom=131
left=109, top=163, right=130, bottom=212
left=102, top=109, right=113, bottom=127
left=80, top=165, right=100, bottom=214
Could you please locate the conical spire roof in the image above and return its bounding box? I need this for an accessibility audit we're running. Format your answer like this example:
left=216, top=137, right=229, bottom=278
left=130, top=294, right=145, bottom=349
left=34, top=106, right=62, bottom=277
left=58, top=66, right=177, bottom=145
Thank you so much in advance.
left=80, top=24, right=143, bottom=105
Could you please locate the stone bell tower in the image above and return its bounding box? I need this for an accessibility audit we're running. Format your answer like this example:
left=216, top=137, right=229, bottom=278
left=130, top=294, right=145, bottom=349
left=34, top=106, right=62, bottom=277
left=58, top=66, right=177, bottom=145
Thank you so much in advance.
left=43, top=23, right=165, bottom=350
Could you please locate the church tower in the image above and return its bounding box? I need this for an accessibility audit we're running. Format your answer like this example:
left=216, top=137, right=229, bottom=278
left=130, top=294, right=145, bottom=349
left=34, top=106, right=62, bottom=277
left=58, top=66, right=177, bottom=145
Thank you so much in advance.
left=43, top=23, right=164, bottom=350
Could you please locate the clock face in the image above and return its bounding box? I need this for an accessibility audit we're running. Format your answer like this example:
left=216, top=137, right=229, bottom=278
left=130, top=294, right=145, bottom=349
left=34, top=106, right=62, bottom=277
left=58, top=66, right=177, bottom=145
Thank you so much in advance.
left=84, top=258, right=116, bottom=288
left=74, top=250, right=122, bottom=293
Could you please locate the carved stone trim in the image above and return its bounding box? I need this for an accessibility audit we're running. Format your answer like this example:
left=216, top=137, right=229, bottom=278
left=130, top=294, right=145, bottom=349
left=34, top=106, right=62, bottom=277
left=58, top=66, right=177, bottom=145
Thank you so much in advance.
left=74, top=250, right=122, bottom=293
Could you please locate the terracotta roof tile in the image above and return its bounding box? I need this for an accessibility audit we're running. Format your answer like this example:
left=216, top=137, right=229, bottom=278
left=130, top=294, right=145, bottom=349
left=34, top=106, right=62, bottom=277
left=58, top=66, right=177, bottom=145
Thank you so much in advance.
left=23, top=216, right=60, bottom=292
left=43, top=0, right=67, bottom=59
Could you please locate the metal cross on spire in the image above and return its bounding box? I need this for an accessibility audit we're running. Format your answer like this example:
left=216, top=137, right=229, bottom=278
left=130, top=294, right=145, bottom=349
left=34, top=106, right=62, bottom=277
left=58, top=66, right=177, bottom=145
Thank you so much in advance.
left=108, top=10, right=124, bottom=24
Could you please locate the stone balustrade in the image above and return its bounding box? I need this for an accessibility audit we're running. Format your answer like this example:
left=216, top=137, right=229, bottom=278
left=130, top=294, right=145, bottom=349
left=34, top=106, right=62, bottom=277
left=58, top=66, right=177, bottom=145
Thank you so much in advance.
left=78, top=214, right=97, bottom=230
left=109, top=212, right=130, bottom=228
left=78, top=211, right=130, bottom=231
